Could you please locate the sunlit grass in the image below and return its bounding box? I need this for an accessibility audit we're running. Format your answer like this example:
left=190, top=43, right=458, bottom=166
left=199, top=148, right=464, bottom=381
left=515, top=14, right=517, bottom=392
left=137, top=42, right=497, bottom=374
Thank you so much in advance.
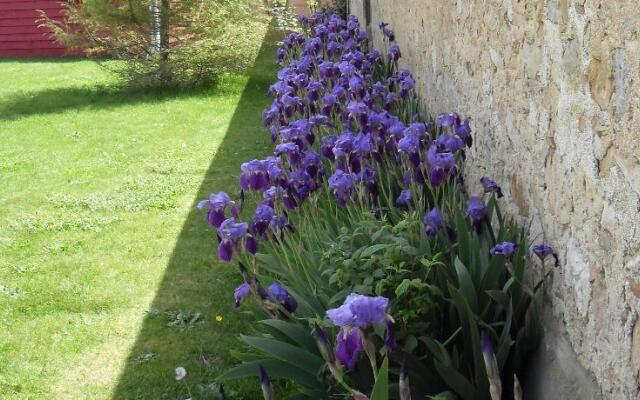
left=0, top=43, right=276, bottom=399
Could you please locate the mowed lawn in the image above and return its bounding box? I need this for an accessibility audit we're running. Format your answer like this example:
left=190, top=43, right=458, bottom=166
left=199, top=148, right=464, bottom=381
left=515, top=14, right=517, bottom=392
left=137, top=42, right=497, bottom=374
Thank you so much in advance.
left=0, top=41, right=276, bottom=398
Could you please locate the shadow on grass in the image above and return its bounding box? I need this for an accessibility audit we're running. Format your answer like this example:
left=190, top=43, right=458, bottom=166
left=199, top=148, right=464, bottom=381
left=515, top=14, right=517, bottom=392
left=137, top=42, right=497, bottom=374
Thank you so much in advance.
left=109, top=35, right=279, bottom=399
left=0, top=82, right=219, bottom=121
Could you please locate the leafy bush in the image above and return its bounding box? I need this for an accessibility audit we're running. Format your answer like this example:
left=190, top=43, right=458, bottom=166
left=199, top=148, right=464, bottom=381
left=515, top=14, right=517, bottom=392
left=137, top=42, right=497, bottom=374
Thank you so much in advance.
left=40, top=0, right=269, bottom=87
left=198, top=10, right=557, bottom=400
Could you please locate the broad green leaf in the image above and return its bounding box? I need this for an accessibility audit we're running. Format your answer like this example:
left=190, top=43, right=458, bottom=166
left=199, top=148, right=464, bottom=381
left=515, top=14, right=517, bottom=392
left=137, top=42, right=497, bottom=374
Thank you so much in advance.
left=485, top=290, right=509, bottom=306
left=361, top=243, right=390, bottom=258
left=370, top=356, right=389, bottom=400
left=217, top=359, right=322, bottom=390
left=448, top=284, right=487, bottom=395
left=454, top=257, right=478, bottom=313
left=434, top=360, right=476, bottom=400
left=259, top=319, right=318, bottom=353
left=241, top=335, right=323, bottom=375
left=422, top=337, right=452, bottom=366
left=395, top=279, right=412, bottom=296
left=431, top=391, right=459, bottom=400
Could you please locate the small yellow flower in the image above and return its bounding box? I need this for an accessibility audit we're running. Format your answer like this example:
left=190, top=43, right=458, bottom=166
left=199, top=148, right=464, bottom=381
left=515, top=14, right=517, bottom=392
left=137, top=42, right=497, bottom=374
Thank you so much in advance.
left=215, top=315, right=223, bottom=322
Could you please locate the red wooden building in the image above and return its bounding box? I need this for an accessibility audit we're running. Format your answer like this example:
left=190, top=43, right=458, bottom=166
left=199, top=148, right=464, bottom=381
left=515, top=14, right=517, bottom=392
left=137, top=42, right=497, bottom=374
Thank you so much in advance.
left=0, top=0, right=68, bottom=57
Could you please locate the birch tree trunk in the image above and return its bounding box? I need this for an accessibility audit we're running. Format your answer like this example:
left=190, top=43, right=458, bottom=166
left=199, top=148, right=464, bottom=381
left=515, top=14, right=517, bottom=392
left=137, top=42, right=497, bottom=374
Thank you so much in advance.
left=150, top=0, right=171, bottom=83
left=159, top=0, right=170, bottom=82
left=149, top=0, right=161, bottom=53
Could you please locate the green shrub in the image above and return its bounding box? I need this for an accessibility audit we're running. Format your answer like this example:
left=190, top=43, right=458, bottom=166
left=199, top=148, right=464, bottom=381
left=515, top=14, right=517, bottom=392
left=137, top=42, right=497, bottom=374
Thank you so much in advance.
left=40, top=0, right=269, bottom=87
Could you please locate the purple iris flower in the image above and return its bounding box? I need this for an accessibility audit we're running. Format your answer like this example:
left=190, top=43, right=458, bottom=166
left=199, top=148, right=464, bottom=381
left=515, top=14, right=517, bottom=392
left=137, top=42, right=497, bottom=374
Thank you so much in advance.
left=219, top=218, right=248, bottom=242
left=398, top=68, right=412, bottom=79
left=378, top=21, right=395, bottom=41
left=302, top=150, right=322, bottom=177
left=245, top=235, right=259, bottom=254
left=314, top=24, right=328, bottom=38
left=396, top=189, right=412, bottom=206
left=337, top=60, right=356, bottom=76
left=218, top=240, right=233, bottom=262
left=218, top=218, right=248, bottom=261
left=262, top=103, right=279, bottom=128
left=318, top=61, right=335, bottom=79
left=292, top=72, right=309, bottom=90
left=481, top=331, right=501, bottom=397
left=348, top=76, right=365, bottom=94
left=383, top=92, right=397, bottom=111
left=197, top=191, right=239, bottom=228
left=482, top=331, right=494, bottom=359
left=404, top=122, right=426, bottom=139
left=327, top=40, right=343, bottom=58
left=321, top=94, right=336, bottom=116
left=384, top=320, right=396, bottom=352
left=353, top=133, right=372, bottom=154
left=268, top=282, right=289, bottom=302
left=309, top=114, right=329, bottom=127
left=402, top=170, right=412, bottom=185
left=328, top=170, right=354, bottom=206
left=388, top=43, right=401, bottom=61
left=332, top=85, right=346, bottom=101
left=332, top=132, right=355, bottom=159
left=275, top=142, right=302, bottom=166
left=368, top=49, right=381, bottom=63
left=268, top=81, right=294, bottom=98
left=234, top=283, right=251, bottom=307
left=288, top=169, right=314, bottom=200
left=240, top=160, right=270, bottom=192
left=490, top=241, right=518, bottom=257
left=398, top=76, right=414, bottom=98
left=335, top=327, right=362, bottom=370
left=259, top=365, right=274, bottom=400
left=281, top=93, right=301, bottom=117
left=347, top=101, right=369, bottom=125
left=262, top=186, right=279, bottom=207
left=252, top=203, right=274, bottom=236
left=372, top=81, right=386, bottom=97
left=397, top=133, right=420, bottom=154
left=426, top=145, right=455, bottom=186
left=533, top=244, right=555, bottom=259
left=321, top=135, right=337, bottom=160
left=423, top=208, right=443, bottom=236
left=328, top=169, right=354, bottom=191
left=322, top=93, right=338, bottom=106
left=436, top=134, right=464, bottom=153
left=270, top=215, right=288, bottom=231
left=268, top=281, right=298, bottom=313
left=357, top=164, right=377, bottom=195
left=480, top=176, right=504, bottom=198
left=467, top=196, right=487, bottom=228
left=350, top=51, right=366, bottom=68
left=389, top=120, right=405, bottom=138
left=436, top=112, right=460, bottom=127
left=326, top=293, right=389, bottom=328
left=264, top=156, right=285, bottom=184
left=306, top=80, right=324, bottom=102
left=455, top=120, right=473, bottom=147
left=313, top=324, right=335, bottom=364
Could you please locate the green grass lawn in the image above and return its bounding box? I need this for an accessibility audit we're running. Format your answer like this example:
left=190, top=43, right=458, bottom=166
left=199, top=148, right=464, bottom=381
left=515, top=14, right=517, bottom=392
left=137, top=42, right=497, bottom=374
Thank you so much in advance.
left=0, top=39, right=277, bottom=399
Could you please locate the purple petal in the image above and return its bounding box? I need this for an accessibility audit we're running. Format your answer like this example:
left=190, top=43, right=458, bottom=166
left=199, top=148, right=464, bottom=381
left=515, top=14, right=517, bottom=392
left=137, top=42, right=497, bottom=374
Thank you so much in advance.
left=335, top=328, right=362, bottom=370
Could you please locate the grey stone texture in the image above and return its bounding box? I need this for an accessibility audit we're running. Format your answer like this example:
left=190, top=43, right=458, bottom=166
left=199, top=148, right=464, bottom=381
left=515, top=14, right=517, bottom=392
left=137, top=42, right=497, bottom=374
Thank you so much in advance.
left=349, top=0, right=640, bottom=398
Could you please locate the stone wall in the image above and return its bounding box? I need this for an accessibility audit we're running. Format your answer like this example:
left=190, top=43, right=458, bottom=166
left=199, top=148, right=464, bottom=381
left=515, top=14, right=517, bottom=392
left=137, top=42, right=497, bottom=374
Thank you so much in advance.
left=348, top=0, right=640, bottom=398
